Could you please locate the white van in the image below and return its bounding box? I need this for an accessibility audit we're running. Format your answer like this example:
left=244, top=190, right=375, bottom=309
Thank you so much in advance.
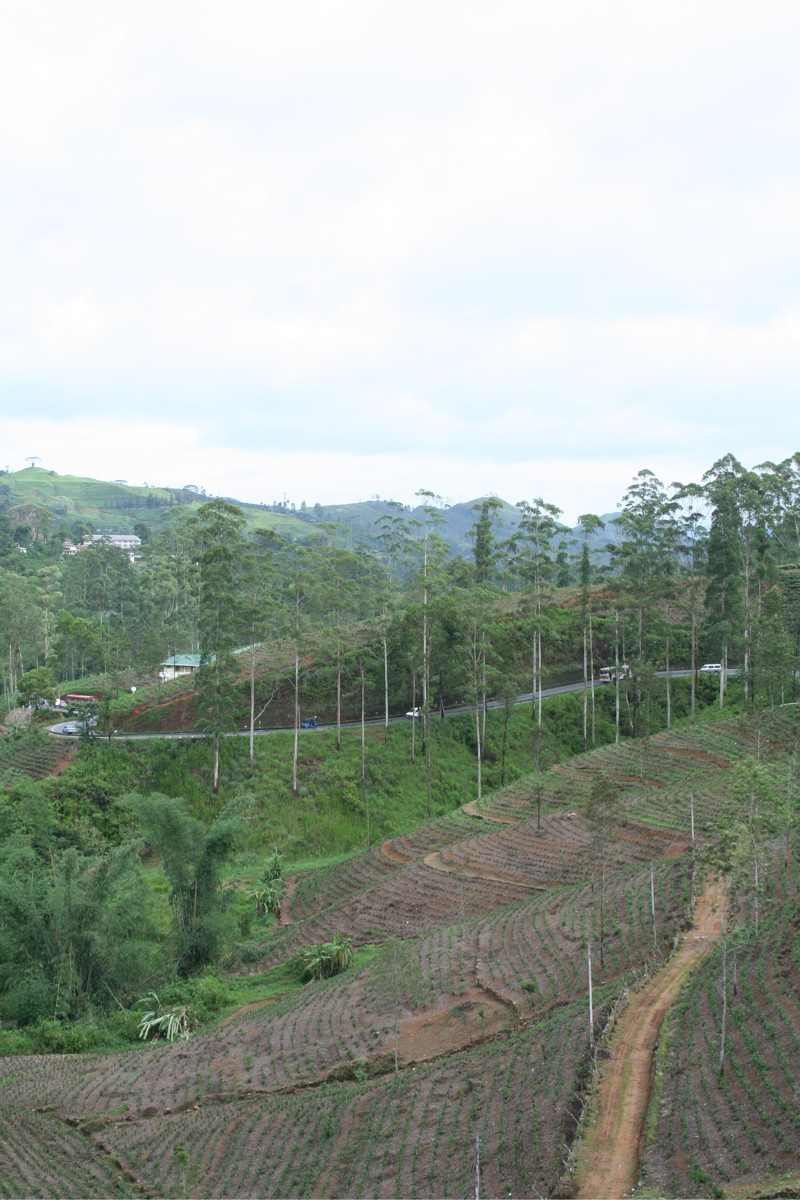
left=699, top=663, right=722, bottom=673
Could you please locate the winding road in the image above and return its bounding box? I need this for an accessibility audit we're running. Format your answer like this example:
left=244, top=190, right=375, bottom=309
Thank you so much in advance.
left=48, top=671, right=699, bottom=741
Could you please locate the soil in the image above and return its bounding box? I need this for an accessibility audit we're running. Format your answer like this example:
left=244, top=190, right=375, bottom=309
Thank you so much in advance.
left=573, top=878, right=723, bottom=1200
left=380, top=839, right=412, bottom=863
left=461, top=798, right=520, bottom=823
left=392, top=986, right=515, bottom=1064
left=422, top=850, right=545, bottom=890
left=277, top=875, right=298, bottom=926
left=47, top=743, right=78, bottom=775
left=651, top=745, right=730, bottom=768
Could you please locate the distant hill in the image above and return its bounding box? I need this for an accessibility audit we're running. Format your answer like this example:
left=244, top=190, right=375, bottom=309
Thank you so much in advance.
left=0, top=467, right=620, bottom=559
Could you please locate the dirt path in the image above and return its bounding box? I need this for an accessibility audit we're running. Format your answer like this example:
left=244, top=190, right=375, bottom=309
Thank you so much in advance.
left=574, top=878, right=723, bottom=1200
left=461, top=799, right=520, bottom=824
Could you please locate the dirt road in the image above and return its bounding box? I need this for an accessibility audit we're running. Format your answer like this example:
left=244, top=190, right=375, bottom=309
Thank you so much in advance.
left=574, top=878, right=723, bottom=1200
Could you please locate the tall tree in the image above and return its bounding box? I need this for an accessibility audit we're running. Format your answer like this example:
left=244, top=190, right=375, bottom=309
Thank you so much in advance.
left=509, top=498, right=562, bottom=727
left=575, top=515, right=605, bottom=751
left=411, top=491, right=449, bottom=816
left=193, top=499, right=247, bottom=793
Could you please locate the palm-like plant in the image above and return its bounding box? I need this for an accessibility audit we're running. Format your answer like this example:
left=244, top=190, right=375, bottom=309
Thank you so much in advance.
left=137, top=993, right=197, bottom=1042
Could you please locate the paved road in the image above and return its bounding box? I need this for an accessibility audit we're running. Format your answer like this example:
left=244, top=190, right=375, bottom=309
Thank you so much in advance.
left=48, top=669, right=706, bottom=742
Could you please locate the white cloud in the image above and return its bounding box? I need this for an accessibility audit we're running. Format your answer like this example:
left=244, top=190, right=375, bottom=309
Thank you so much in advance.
left=1, top=1, right=800, bottom=503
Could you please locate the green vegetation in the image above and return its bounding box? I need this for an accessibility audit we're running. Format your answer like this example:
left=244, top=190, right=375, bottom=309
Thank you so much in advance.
left=1, top=457, right=800, bottom=1197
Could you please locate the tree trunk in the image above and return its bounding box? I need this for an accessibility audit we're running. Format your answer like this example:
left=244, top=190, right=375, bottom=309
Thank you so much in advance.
left=411, top=672, right=416, bottom=764
left=474, top=703, right=482, bottom=800
left=336, top=645, right=341, bottom=752
left=383, top=635, right=389, bottom=744
left=249, top=644, right=256, bottom=775
left=615, top=610, right=620, bottom=745
left=582, top=626, right=588, bottom=753
left=292, top=649, right=299, bottom=793
left=213, top=735, right=220, bottom=793
left=589, top=609, right=596, bottom=748
left=665, top=631, right=671, bottom=732
left=360, top=667, right=366, bottom=781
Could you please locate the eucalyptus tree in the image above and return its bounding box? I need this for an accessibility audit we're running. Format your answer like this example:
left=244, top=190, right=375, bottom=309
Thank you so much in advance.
left=575, top=514, right=605, bottom=751
left=466, top=499, right=504, bottom=759
left=279, top=542, right=326, bottom=793
left=671, top=483, right=708, bottom=723
left=375, top=503, right=416, bottom=741
left=317, top=532, right=374, bottom=753
left=410, top=491, right=449, bottom=814
left=453, top=575, right=499, bottom=800
left=702, top=459, right=745, bottom=708
left=242, top=528, right=286, bottom=774
left=509, top=498, right=563, bottom=726
left=193, top=499, right=247, bottom=793
left=610, top=471, right=677, bottom=663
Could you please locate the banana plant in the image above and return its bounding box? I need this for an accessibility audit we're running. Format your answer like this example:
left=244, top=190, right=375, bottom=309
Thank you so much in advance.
left=137, top=993, right=197, bottom=1042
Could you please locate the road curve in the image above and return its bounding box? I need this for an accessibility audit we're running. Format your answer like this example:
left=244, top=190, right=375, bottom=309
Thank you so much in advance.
left=48, top=671, right=695, bottom=741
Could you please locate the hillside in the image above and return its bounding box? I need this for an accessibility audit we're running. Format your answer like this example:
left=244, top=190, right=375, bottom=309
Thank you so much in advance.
left=0, top=465, right=619, bottom=555
left=1, top=706, right=797, bottom=1198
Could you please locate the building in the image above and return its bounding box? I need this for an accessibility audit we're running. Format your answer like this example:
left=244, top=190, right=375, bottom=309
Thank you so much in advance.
left=158, top=645, right=257, bottom=682
left=90, top=534, right=142, bottom=550
left=159, top=654, right=202, bottom=681
left=62, top=533, right=142, bottom=561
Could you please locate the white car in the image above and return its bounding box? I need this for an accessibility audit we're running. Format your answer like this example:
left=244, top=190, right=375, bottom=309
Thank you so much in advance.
left=406, top=707, right=420, bottom=718
left=699, top=663, right=723, bottom=673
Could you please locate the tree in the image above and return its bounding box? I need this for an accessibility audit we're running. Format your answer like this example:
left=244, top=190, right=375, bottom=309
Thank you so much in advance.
left=0, top=793, right=158, bottom=1022
left=193, top=499, right=247, bottom=792
left=242, top=529, right=285, bottom=774
left=509, top=498, right=562, bottom=727
left=703, top=460, right=745, bottom=709
left=411, top=492, right=449, bottom=816
left=17, top=666, right=56, bottom=708
left=280, top=543, right=325, bottom=793
left=585, top=773, right=620, bottom=968
left=123, top=792, right=241, bottom=975
left=575, top=514, right=605, bottom=751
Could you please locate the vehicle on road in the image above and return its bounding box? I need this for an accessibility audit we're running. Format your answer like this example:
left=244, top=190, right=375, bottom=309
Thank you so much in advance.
left=700, top=663, right=723, bottom=673
left=599, top=664, right=632, bottom=683
left=406, top=707, right=420, bottom=718
left=300, top=716, right=318, bottom=728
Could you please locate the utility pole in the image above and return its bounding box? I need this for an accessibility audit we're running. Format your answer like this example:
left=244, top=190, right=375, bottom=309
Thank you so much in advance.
left=475, top=1135, right=480, bottom=1200
left=588, top=944, right=594, bottom=1047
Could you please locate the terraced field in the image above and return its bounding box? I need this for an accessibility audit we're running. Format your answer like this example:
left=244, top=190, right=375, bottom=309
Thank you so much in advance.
left=1, top=707, right=798, bottom=1198
left=642, top=831, right=800, bottom=1198
left=0, top=734, right=73, bottom=784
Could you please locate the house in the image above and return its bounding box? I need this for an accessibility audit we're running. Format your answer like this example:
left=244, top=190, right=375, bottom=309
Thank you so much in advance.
left=159, top=654, right=202, bottom=681
left=158, top=645, right=258, bottom=682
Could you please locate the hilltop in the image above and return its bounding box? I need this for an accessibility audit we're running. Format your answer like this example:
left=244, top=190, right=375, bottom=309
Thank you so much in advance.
left=0, top=466, right=619, bottom=554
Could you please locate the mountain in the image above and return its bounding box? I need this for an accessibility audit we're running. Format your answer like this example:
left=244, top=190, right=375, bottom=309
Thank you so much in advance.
left=0, top=467, right=620, bottom=559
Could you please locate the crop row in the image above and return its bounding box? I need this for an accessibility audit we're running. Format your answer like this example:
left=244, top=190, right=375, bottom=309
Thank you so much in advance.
left=643, top=832, right=800, bottom=1197
left=95, top=995, right=620, bottom=1199
left=0, top=1103, right=136, bottom=1198
left=0, top=737, right=70, bottom=783
left=437, top=811, right=690, bottom=887
left=289, top=847, right=401, bottom=923
left=0, top=854, right=693, bottom=1127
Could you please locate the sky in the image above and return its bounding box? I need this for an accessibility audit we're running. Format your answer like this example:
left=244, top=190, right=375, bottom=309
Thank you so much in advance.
left=1, top=1, right=799, bottom=522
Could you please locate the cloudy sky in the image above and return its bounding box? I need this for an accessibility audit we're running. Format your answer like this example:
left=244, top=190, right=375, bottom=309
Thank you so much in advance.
left=1, top=0, right=799, bottom=520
